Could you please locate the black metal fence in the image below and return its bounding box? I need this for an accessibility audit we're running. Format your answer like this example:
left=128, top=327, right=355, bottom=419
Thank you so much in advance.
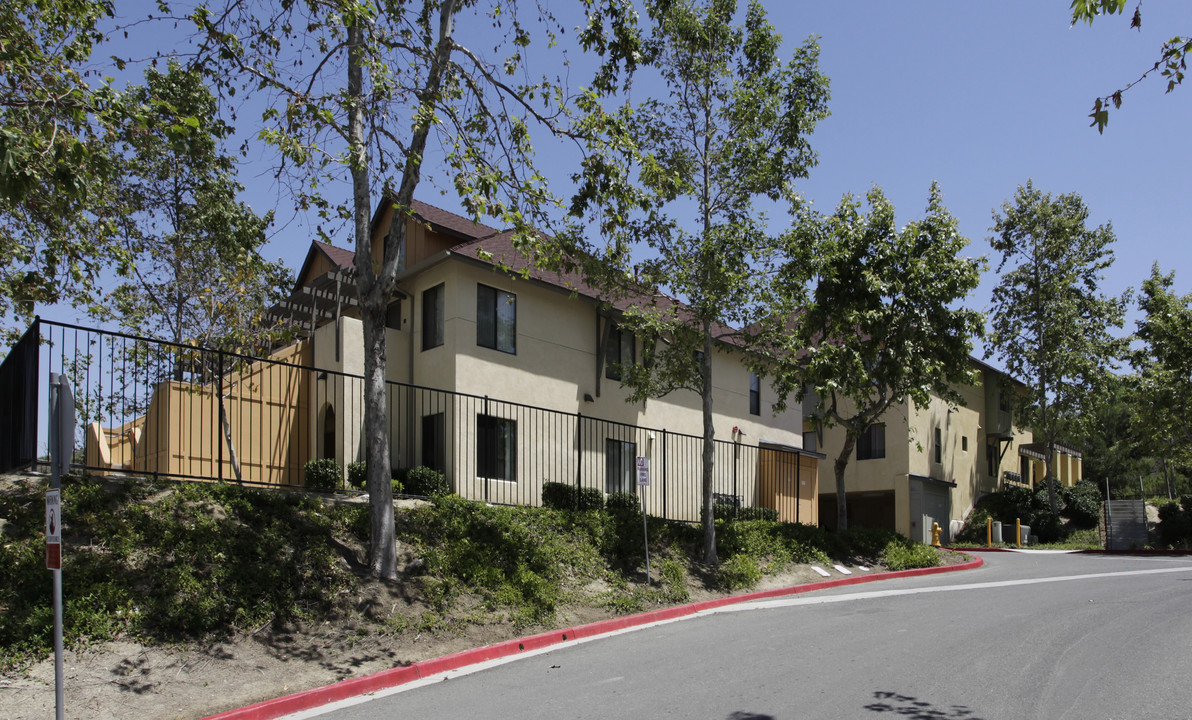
left=0, top=321, right=39, bottom=473
left=4, top=319, right=817, bottom=524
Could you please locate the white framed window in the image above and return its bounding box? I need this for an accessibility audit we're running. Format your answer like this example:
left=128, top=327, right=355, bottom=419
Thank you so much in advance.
left=477, top=284, right=516, bottom=354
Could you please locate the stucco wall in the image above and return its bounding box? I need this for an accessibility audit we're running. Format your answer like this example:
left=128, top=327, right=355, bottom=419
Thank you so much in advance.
left=811, top=362, right=1039, bottom=538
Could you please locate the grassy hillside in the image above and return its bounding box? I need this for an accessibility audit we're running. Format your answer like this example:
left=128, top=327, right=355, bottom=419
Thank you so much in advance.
left=0, top=475, right=942, bottom=672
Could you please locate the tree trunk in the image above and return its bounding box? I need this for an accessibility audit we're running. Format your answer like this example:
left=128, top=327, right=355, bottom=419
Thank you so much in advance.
left=218, top=394, right=243, bottom=484
left=361, top=297, right=397, bottom=579
left=835, top=432, right=857, bottom=533
left=700, top=324, right=717, bottom=564
left=348, top=21, right=398, bottom=581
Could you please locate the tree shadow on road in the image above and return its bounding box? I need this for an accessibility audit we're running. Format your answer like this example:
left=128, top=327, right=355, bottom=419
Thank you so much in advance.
left=725, top=713, right=775, bottom=720
left=862, top=690, right=985, bottom=719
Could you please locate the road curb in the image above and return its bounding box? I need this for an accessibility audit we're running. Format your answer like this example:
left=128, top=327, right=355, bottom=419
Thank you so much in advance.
left=948, top=546, right=1192, bottom=556
left=198, top=554, right=983, bottom=720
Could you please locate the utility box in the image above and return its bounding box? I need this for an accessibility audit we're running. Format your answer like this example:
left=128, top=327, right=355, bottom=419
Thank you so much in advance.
left=992, top=521, right=1003, bottom=543
left=1020, top=525, right=1031, bottom=546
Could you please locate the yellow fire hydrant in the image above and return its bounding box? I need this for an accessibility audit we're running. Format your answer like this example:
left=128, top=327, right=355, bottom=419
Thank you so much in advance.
left=931, top=522, right=942, bottom=548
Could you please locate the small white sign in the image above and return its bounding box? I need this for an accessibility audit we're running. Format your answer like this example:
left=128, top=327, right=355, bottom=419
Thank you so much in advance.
left=46, top=489, right=61, bottom=545
left=635, top=456, right=650, bottom=486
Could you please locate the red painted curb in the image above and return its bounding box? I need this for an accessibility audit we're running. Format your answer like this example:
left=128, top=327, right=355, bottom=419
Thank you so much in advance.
left=198, top=555, right=982, bottom=720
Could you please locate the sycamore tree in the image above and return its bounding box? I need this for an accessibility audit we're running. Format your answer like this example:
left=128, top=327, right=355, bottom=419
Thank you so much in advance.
left=568, top=0, right=829, bottom=564
left=1072, top=373, right=1150, bottom=497
left=987, top=181, right=1127, bottom=516
left=775, top=185, right=984, bottom=533
left=1071, top=0, right=1190, bottom=132
left=1133, top=264, right=1192, bottom=499
left=101, top=62, right=289, bottom=355
left=191, top=0, right=639, bottom=579
left=0, top=0, right=133, bottom=342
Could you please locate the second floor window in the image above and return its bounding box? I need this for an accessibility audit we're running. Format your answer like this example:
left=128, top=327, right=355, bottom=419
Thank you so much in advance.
left=857, top=423, right=886, bottom=460
left=386, top=300, right=402, bottom=331
left=605, top=324, right=635, bottom=380
left=477, top=284, right=516, bottom=354
left=422, top=283, right=444, bottom=350
left=749, top=372, right=760, bottom=416
left=934, top=427, right=943, bottom=463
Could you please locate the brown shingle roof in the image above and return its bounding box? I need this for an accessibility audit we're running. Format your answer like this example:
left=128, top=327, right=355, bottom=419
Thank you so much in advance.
left=301, top=200, right=743, bottom=344
left=315, top=240, right=356, bottom=272
left=407, top=198, right=500, bottom=241
left=448, top=229, right=743, bottom=343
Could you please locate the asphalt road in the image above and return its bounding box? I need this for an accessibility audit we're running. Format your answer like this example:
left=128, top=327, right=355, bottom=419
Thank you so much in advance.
left=292, top=552, right=1192, bottom=720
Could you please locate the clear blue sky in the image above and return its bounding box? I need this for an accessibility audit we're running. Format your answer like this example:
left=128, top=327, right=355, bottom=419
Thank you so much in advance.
left=777, top=1, right=1192, bottom=343
left=38, top=1, right=1192, bottom=352
left=247, top=1, right=1192, bottom=341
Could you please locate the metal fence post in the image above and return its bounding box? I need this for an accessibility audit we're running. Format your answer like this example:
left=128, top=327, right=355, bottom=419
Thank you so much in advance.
left=662, top=429, right=668, bottom=520
left=217, top=352, right=224, bottom=482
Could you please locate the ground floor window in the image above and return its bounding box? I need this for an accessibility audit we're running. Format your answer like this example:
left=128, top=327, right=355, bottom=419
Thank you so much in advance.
left=477, top=415, right=516, bottom=481
left=321, top=404, right=336, bottom=461
left=605, top=439, right=636, bottom=494
left=422, top=413, right=445, bottom=472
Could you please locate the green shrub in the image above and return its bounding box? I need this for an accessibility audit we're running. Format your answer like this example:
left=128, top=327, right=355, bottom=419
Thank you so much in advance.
left=401, top=496, right=602, bottom=627
left=712, top=502, right=740, bottom=521
left=842, top=527, right=902, bottom=558
left=304, top=459, right=341, bottom=490
left=961, top=482, right=1068, bottom=543
left=541, top=482, right=602, bottom=511
left=717, top=553, right=762, bottom=591
left=1158, top=501, right=1192, bottom=547
left=541, top=482, right=574, bottom=510
left=775, top=522, right=840, bottom=562
left=737, top=506, right=778, bottom=522
left=605, top=491, right=640, bottom=515
left=882, top=539, right=941, bottom=571
left=954, top=505, right=994, bottom=544
left=710, top=503, right=777, bottom=522
left=404, top=466, right=450, bottom=497
left=346, top=461, right=367, bottom=489
left=577, top=487, right=604, bottom=511
left=1, top=480, right=359, bottom=671
left=655, top=558, right=690, bottom=603
left=1061, top=480, right=1102, bottom=528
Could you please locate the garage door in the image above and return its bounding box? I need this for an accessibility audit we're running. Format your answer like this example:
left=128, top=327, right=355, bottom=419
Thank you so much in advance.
left=909, top=476, right=952, bottom=544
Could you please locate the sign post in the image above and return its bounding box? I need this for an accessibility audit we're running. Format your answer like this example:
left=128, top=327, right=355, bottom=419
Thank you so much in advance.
left=636, top=457, right=651, bottom=584
left=45, top=489, right=61, bottom=569
left=48, top=373, right=73, bottom=720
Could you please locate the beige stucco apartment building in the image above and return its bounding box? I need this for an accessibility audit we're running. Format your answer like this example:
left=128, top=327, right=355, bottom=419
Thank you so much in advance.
left=78, top=196, right=820, bottom=522
left=294, top=197, right=821, bottom=521
left=805, top=359, right=1082, bottom=543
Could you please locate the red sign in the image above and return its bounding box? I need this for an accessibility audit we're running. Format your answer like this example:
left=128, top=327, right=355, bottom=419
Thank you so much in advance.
left=46, top=543, right=61, bottom=570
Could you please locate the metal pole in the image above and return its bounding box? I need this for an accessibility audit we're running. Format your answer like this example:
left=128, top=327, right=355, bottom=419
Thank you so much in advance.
left=1105, top=476, right=1113, bottom=550
left=48, top=373, right=67, bottom=720
left=641, top=490, right=651, bottom=585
